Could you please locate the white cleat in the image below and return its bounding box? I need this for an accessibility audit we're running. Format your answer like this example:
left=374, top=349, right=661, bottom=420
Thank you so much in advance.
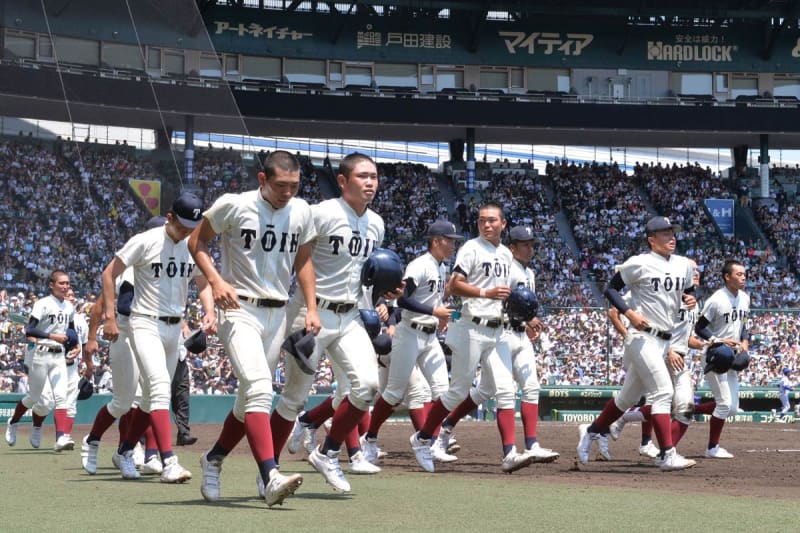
left=596, top=433, right=611, bottom=461
left=303, top=426, right=319, bottom=456
left=160, top=455, right=192, bottom=483
left=141, top=456, right=164, bottom=475
left=501, top=446, right=534, bottom=473
left=200, top=452, right=222, bottom=501
left=118, top=450, right=141, bottom=479
left=257, top=472, right=266, bottom=499
left=132, top=442, right=145, bottom=469
left=360, top=435, right=380, bottom=465
left=658, top=448, right=696, bottom=471
left=5, top=418, right=17, bottom=447
left=609, top=417, right=626, bottom=441
left=409, top=433, right=435, bottom=473
left=81, top=436, right=99, bottom=475
left=348, top=451, right=382, bottom=474
left=705, top=444, right=734, bottom=459
left=264, top=469, right=303, bottom=507
left=308, top=446, right=351, bottom=492
left=287, top=413, right=309, bottom=455
left=29, top=426, right=42, bottom=449
left=54, top=434, right=75, bottom=452
left=639, top=441, right=660, bottom=459
left=576, top=424, right=594, bottom=464
left=525, top=442, right=560, bottom=463
left=431, top=435, right=458, bottom=463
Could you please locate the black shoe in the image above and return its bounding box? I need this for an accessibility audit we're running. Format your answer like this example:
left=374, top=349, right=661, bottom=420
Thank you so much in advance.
left=177, top=435, right=198, bottom=446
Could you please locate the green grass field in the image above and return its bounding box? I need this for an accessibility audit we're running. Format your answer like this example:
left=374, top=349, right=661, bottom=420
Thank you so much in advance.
left=0, top=444, right=795, bottom=533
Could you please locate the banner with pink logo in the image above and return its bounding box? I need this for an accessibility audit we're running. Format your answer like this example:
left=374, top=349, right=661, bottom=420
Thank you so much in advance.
left=128, top=179, right=161, bottom=216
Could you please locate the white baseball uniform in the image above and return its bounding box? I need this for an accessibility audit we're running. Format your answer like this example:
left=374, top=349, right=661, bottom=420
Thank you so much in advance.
left=21, top=295, right=74, bottom=411
left=442, top=236, right=515, bottom=411
left=205, top=190, right=315, bottom=418
left=116, top=226, right=201, bottom=413
left=38, top=311, right=88, bottom=418
left=382, top=252, right=449, bottom=406
left=669, top=300, right=697, bottom=423
left=699, top=287, right=750, bottom=419
left=613, top=252, right=694, bottom=414
left=472, top=258, right=539, bottom=405
left=276, top=197, right=384, bottom=419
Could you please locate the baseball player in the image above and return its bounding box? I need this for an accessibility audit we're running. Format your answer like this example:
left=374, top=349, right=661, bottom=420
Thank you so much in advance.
left=577, top=216, right=695, bottom=471
left=778, top=368, right=794, bottom=419
left=360, top=220, right=460, bottom=464
left=102, top=192, right=214, bottom=483
left=609, top=260, right=706, bottom=453
left=189, top=151, right=318, bottom=507
left=270, top=152, right=401, bottom=494
left=5, top=270, right=76, bottom=451
left=410, top=204, right=532, bottom=474
left=81, top=215, right=167, bottom=476
left=433, top=225, right=560, bottom=464
left=693, top=259, right=750, bottom=459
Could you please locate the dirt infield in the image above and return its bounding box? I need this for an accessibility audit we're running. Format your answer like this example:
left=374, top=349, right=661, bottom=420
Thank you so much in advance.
left=183, top=420, right=799, bottom=500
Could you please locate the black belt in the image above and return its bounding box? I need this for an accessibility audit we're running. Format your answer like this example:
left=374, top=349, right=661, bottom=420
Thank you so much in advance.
left=472, top=317, right=503, bottom=328
left=643, top=327, right=672, bottom=341
left=410, top=322, right=436, bottom=334
left=37, top=345, right=63, bottom=353
left=238, top=295, right=286, bottom=308
left=132, top=313, right=182, bottom=325
left=66, top=360, right=75, bottom=366
left=317, top=299, right=356, bottom=313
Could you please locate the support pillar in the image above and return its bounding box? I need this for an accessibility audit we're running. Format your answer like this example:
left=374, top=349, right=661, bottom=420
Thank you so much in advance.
left=759, top=134, right=769, bottom=199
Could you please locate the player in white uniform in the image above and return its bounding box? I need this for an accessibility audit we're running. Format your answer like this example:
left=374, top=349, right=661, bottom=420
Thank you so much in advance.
left=82, top=217, right=167, bottom=476
left=5, top=270, right=76, bottom=452
left=410, top=204, right=530, bottom=474
left=693, top=259, right=750, bottom=459
left=271, top=152, right=400, bottom=494
left=577, top=216, right=695, bottom=471
left=102, top=192, right=214, bottom=483
left=360, top=220, right=461, bottom=464
left=609, top=260, right=705, bottom=454
left=434, top=226, right=560, bottom=464
left=190, top=151, right=318, bottom=507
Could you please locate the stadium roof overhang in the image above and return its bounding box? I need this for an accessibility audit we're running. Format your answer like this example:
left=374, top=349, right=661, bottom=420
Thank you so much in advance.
left=3, top=63, right=800, bottom=149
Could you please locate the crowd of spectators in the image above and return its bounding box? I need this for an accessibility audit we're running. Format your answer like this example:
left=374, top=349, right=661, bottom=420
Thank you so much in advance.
left=478, top=167, right=595, bottom=307
left=547, top=159, right=648, bottom=284
left=3, top=141, right=800, bottom=402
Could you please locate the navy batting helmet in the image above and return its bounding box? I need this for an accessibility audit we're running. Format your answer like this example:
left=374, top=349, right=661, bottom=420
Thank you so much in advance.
left=504, top=286, right=539, bottom=323
left=783, top=367, right=792, bottom=376
left=77, top=377, right=94, bottom=400
left=704, top=343, right=735, bottom=374
left=64, top=328, right=79, bottom=351
left=372, top=333, right=393, bottom=355
left=361, top=248, right=404, bottom=296
left=730, top=349, right=751, bottom=372
left=359, top=309, right=382, bottom=339
left=184, top=329, right=207, bottom=355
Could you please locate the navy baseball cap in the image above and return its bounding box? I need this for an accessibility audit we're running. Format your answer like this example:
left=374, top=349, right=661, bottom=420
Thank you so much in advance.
left=427, top=220, right=463, bottom=239
left=645, top=216, right=681, bottom=235
left=171, top=192, right=203, bottom=229
left=509, top=225, right=536, bottom=242
left=145, top=215, right=167, bottom=230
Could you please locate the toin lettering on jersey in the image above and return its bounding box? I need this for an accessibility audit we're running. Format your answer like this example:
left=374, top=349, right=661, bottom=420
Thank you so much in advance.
left=650, top=276, right=686, bottom=292
left=151, top=258, right=196, bottom=278
left=481, top=260, right=510, bottom=278
left=240, top=225, right=300, bottom=253
left=328, top=232, right=377, bottom=258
